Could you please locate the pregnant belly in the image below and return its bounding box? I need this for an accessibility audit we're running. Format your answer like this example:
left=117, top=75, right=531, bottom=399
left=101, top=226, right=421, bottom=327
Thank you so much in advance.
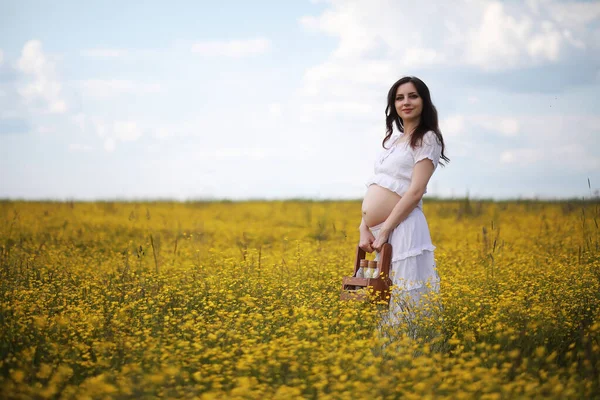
left=361, top=185, right=402, bottom=228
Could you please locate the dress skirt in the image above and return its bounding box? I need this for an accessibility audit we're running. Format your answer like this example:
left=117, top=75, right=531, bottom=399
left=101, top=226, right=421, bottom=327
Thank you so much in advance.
left=371, top=205, right=441, bottom=326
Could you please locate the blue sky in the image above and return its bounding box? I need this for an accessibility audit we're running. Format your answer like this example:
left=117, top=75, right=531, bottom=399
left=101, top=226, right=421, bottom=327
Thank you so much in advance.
left=1, top=0, right=599, bottom=201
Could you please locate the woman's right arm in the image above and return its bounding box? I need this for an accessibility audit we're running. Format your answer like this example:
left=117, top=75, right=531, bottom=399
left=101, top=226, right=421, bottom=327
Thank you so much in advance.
left=359, top=217, right=375, bottom=253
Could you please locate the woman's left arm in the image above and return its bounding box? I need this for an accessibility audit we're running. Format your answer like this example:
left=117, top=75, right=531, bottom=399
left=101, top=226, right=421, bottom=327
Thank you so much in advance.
left=371, top=160, right=435, bottom=251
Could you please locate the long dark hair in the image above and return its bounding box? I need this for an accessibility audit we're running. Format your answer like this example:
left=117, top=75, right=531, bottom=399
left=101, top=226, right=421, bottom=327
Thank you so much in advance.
left=383, top=76, right=449, bottom=167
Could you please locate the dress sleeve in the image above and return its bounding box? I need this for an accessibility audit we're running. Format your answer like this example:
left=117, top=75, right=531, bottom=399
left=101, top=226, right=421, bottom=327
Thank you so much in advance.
left=413, top=131, right=442, bottom=170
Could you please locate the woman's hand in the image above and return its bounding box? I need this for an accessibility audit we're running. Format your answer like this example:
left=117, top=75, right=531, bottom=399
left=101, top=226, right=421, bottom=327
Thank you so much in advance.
left=359, top=227, right=376, bottom=253
left=371, top=228, right=391, bottom=253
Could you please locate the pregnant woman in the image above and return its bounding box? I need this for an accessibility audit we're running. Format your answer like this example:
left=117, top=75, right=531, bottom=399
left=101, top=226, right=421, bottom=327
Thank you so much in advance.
left=360, top=76, right=449, bottom=326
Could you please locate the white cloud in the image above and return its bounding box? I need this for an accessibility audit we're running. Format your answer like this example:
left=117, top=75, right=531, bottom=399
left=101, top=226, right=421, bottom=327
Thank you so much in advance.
left=402, top=48, right=443, bottom=67
left=154, top=127, right=172, bottom=139
left=464, top=2, right=564, bottom=70
left=147, top=116, right=234, bottom=142
left=443, top=114, right=600, bottom=144
left=79, top=48, right=161, bottom=61
left=77, top=79, right=162, bottom=98
left=294, top=0, right=600, bottom=148
left=517, top=115, right=600, bottom=144
left=301, top=59, right=393, bottom=97
left=80, top=48, right=129, bottom=58
left=439, top=113, right=600, bottom=172
left=37, top=126, right=55, bottom=134
left=71, top=113, right=86, bottom=132
left=470, top=116, right=520, bottom=137
left=498, top=119, right=520, bottom=137
left=544, top=0, right=600, bottom=29
left=440, top=115, right=476, bottom=157
left=0, top=49, right=4, bottom=66
left=16, top=40, right=68, bottom=114
left=268, top=103, right=282, bottom=118
left=104, top=137, right=116, bottom=152
left=441, top=114, right=520, bottom=137
left=298, top=0, right=600, bottom=97
left=500, top=150, right=515, bottom=164
left=441, top=115, right=466, bottom=138
left=198, top=147, right=268, bottom=161
left=302, top=101, right=374, bottom=116
left=68, top=143, right=93, bottom=152
left=500, top=148, right=543, bottom=165
left=114, top=121, right=142, bottom=141
left=93, top=118, right=108, bottom=138
left=190, top=37, right=271, bottom=57
left=500, top=144, right=599, bottom=171
left=90, top=117, right=143, bottom=151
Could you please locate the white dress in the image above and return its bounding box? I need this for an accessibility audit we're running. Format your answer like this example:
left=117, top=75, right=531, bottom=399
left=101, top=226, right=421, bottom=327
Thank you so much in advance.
left=364, top=130, right=442, bottom=326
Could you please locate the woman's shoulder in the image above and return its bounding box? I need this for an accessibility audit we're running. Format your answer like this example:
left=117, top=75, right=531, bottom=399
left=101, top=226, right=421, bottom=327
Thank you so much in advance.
left=423, top=130, right=438, bottom=140
left=420, top=130, right=441, bottom=146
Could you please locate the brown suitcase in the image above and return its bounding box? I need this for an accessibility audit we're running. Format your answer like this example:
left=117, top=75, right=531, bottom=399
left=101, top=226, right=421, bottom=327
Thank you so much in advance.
left=340, top=243, right=392, bottom=306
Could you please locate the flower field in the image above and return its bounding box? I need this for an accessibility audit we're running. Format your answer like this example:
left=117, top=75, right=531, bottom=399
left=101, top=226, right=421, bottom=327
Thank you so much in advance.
left=1, top=199, right=599, bottom=399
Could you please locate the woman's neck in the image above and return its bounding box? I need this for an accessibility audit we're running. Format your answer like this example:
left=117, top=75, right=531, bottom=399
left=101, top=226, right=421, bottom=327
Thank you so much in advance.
left=403, top=119, right=420, bottom=138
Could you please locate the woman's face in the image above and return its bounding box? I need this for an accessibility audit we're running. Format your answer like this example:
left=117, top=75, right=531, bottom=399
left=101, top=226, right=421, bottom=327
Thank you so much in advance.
left=395, top=82, right=423, bottom=122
